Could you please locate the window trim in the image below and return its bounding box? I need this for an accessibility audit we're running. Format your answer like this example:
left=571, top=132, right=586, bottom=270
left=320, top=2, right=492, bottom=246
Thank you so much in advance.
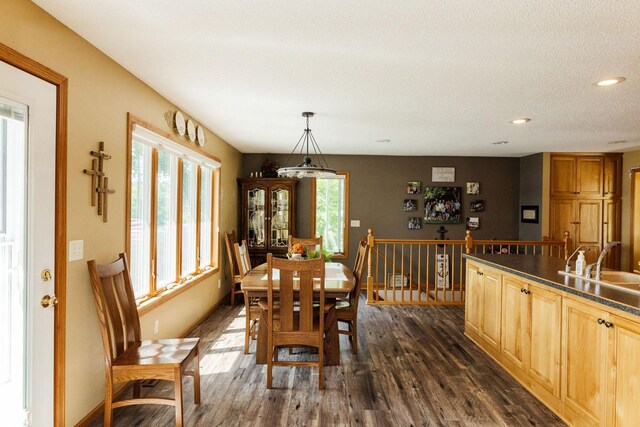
left=310, top=171, right=349, bottom=259
left=126, top=113, right=221, bottom=313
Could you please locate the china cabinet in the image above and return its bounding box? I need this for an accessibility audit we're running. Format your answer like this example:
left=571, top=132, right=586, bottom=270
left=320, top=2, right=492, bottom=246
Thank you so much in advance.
left=237, top=178, right=298, bottom=264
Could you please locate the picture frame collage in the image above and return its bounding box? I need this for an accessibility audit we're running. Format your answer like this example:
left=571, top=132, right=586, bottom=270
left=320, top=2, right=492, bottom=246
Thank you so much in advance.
left=403, top=168, right=486, bottom=231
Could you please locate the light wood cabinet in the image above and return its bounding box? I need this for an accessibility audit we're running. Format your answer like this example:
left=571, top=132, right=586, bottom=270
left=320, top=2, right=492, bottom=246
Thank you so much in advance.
left=466, top=260, right=640, bottom=427
left=501, top=276, right=561, bottom=397
left=464, top=262, right=481, bottom=334
left=480, top=269, right=502, bottom=349
left=549, top=153, right=621, bottom=269
left=465, top=262, right=501, bottom=349
left=562, top=298, right=609, bottom=426
left=603, top=199, right=621, bottom=269
left=603, top=155, right=621, bottom=198
left=607, top=315, right=640, bottom=426
left=551, top=155, right=603, bottom=198
left=550, top=198, right=602, bottom=264
left=237, top=178, right=298, bottom=263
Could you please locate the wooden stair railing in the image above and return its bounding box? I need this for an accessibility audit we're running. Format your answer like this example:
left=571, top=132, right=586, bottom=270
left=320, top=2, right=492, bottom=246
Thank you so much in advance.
left=364, top=229, right=571, bottom=305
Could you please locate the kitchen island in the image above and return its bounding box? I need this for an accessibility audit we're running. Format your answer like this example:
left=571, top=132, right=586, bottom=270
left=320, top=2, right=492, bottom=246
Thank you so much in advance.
left=464, top=253, right=640, bottom=427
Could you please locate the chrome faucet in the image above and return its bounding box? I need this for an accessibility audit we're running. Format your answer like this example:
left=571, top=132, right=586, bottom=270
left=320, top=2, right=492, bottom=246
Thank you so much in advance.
left=585, top=241, right=621, bottom=280
left=565, top=245, right=589, bottom=273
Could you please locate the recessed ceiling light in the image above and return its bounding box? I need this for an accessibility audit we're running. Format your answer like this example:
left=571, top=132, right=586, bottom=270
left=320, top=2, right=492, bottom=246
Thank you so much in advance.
left=596, top=77, right=626, bottom=86
left=607, top=140, right=628, bottom=145
left=492, top=141, right=509, bottom=145
left=376, top=139, right=391, bottom=143
left=510, top=118, right=531, bottom=125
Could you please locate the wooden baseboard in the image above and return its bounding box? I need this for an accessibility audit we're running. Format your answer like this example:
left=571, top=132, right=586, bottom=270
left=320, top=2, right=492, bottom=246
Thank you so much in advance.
left=74, top=292, right=230, bottom=427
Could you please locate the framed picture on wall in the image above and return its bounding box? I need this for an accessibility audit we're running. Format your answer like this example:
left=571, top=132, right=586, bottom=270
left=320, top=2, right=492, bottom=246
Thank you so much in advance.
left=521, top=205, right=539, bottom=223
left=424, top=186, right=462, bottom=224
left=466, top=217, right=480, bottom=230
left=408, top=217, right=422, bottom=229
left=432, top=167, right=455, bottom=182
left=403, top=199, right=417, bottom=211
left=470, top=200, right=484, bottom=212
left=466, top=182, right=480, bottom=194
left=406, top=181, right=421, bottom=194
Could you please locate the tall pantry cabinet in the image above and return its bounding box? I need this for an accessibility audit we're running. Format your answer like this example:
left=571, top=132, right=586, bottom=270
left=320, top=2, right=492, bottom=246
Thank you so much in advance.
left=549, top=153, right=621, bottom=268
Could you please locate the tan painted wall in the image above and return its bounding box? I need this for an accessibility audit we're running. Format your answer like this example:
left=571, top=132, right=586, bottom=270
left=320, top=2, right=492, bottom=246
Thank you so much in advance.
left=0, top=0, right=242, bottom=424
left=621, top=150, right=640, bottom=270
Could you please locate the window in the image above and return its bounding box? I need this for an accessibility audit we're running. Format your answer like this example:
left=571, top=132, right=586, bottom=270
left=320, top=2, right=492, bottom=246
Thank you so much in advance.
left=128, top=118, right=220, bottom=302
left=311, top=172, right=349, bottom=258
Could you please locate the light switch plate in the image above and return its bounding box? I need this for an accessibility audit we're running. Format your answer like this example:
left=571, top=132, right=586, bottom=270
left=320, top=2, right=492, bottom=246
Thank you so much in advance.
left=350, top=220, right=361, bottom=227
left=69, top=240, right=83, bottom=262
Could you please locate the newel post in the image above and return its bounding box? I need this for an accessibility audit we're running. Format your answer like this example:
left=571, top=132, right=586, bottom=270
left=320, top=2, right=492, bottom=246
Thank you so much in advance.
left=465, top=230, right=473, bottom=254
left=366, top=228, right=374, bottom=304
left=563, top=231, right=572, bottom=260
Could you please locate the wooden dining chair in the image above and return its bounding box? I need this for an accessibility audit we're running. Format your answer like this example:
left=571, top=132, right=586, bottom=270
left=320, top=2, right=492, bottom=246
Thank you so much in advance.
left=234, top=239, right=260, bottom=354
left=87, top=253, right=200, bottom=427
left=224, top=230, right=244, bottom=305
left=336, top=240, right=369, bottom=354
left=263, top=254, right=329, bottom=389
left=288, top=235, right=323, bottom=255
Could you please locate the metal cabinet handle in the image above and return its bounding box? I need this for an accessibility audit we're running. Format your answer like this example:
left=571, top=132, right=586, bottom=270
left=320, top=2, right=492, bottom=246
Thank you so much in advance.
left=605, top=321, right=614, bottom=328
left=597, top=318, right=605, bottom=325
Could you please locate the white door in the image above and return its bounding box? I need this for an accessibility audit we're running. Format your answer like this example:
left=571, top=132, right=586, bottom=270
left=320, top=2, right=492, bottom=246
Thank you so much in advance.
left=0, top=61, right=57, bottom=426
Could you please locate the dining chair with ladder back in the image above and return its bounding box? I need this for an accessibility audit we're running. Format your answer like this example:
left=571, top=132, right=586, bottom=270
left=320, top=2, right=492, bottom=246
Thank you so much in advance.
left=288, top=235, right=323, bottom=256
left=87, top=253, right=200, bottom=427
left=262, top=254, right=331, bottom=389
left=234, top=239, right=260, bottom=354
left=224, top=230, right=243, bottom=305
left=336, top=240, right=369, bottom=354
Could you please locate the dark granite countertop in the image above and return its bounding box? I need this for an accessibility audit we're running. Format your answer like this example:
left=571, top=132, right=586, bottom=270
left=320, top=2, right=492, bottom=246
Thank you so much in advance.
left=463, top=253, right=640, bottom=317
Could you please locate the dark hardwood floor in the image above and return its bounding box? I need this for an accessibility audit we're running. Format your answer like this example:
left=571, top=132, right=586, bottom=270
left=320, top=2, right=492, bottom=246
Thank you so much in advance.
left=90, top=297, right=565, bottom=426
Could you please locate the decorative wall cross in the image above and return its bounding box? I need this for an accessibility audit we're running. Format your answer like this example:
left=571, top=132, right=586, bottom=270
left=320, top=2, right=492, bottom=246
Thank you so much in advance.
left=83, top=141, right=115, bottom=222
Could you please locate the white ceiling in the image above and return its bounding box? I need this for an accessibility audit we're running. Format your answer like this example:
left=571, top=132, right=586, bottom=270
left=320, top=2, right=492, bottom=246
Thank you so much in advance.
left=34, top=0, right=640, bottom=157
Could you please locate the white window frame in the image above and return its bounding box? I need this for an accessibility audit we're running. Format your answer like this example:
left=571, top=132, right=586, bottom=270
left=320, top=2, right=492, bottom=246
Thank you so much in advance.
left=311, top=172, right=349, bottom=259
left=126, top=115, right=221, bottom=313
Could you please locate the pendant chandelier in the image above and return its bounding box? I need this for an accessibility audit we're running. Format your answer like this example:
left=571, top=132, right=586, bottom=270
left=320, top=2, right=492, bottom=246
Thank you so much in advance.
left=277, top=112, right=337, bottom=178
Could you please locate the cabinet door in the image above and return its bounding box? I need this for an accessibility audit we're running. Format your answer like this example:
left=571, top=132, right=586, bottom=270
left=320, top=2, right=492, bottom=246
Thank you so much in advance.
left=551, top=155, right=576, bottom=197
left=528, top=284, right=561, bottom=398
left=550, top=198, right=574, bottom=241
left=501, top=276, right=528, bottom=370
left=603, top=199, right=621, bottom=269
left=576, top=156, right=603, bottom=197
left=607, top=315, right=640, bottom=427
left=576, top=200, right=602, bottom=264
left=268, top=186, right=291, bottom=250
left=480, top=268, right=502, bottom=350
left=465, top=262, right=481, bottom=334
left=604, top=155, right=621, bottom=198
left=245, top=186, right=267, bottom=249
left=562, top=298, right=608, bottom=426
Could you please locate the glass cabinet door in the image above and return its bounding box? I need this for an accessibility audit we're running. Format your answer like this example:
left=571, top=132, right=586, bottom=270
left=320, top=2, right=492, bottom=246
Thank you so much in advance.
left=246, top=187, right=266, bottom=248
left=269, top=187, right=290, bottom=249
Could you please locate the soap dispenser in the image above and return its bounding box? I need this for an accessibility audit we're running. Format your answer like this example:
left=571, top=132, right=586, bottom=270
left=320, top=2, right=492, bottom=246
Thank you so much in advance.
left=575, top=250, right=586, bottom=276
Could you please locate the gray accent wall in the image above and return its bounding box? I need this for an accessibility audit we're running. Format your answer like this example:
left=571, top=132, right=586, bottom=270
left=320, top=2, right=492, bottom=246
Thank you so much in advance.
left=518, top=153, right=543, bottom=240
left=242, top=154, right=521, bottom=268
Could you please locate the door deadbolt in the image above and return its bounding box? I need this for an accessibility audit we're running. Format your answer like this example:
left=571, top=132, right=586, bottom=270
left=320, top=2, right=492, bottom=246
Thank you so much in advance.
left=41, top=269, right=53, bottom=281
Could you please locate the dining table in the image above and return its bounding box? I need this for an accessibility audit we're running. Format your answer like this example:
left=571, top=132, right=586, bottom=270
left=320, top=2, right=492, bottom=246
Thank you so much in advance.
left=241, top=261, right=355, bottom=366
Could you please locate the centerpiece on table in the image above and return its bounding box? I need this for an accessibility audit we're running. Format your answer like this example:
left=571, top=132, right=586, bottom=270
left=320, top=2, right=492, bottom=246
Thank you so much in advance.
left=288, top=243, right=333, bottom=261
left=288, top=242, right=305, bottom=260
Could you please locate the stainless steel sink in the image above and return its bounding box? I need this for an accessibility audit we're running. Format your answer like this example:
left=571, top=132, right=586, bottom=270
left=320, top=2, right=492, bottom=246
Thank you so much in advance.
left=558, top=270, right=640, bottom=295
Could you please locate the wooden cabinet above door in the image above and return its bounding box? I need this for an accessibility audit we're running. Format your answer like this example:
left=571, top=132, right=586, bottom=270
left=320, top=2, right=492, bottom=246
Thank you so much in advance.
left=551, top=155, right=604, bottom=198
